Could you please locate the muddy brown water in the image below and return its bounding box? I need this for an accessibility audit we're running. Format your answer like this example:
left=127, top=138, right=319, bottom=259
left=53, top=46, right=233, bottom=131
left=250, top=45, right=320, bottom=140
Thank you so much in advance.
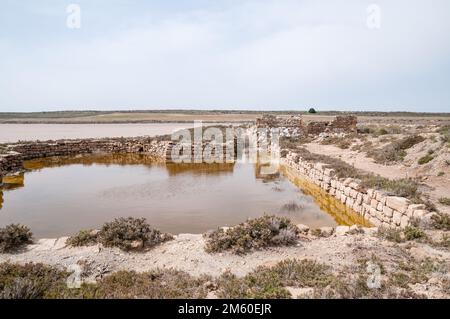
left=0, top=154, right=368, bottom=238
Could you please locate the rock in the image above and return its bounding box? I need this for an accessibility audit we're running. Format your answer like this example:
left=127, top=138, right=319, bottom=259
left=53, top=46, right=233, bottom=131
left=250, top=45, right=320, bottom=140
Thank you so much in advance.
left=400, top=215, right=410, bottom=228
left=386, top=196, right=410, bottom=214
left=418, top=213, right=438, bottom=228
left=335, top=226, right=350, bottom=236
left=413, top=210, right=428, bottom=219
left=296, top=224, right=310, bottom=234
left=286, top=287, right=314, bottom=298
left=377, top=202, right=383, bottom=212
left=406, top=204, right=426, bottom=218
left=319, top=227, right=334, bottom=237
left=130, top=240, right=143, bottom=249
left=382, top=206, right=393, bottom=218
left=206, top=291, right=219, bottom=299
left=54, top=237, right=69, bottom=250
left=370, top=199, right=378, bottom=209
left=363, top=227, right=378, bottom=236
left=392, top=211, right=402, bottom=226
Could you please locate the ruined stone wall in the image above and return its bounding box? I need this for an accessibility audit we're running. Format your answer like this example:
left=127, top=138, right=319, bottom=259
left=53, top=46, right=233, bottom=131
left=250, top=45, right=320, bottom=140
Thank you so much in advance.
left=256, top=114, right=357, bottom=136
left=281, top=151, right=434, bottom=229
left=0, top=137, right=169, bottom=181
left=328, top=116, right=357, bottom=133
left=256, top=115, right=303, bottom=128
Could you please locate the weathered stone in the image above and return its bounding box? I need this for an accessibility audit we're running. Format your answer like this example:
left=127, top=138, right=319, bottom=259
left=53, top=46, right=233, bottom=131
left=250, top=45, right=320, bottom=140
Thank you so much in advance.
left=356, top=193, right=363, bottom=205
left=382, top=206, right=393, bottom=218
left=344, top=187, right=351, bottom=196
left=335, top=226, right=350, bottom=236
left=319, top=227, right=334, bottom=237
left=370, top=199, right=378, bottom=209
left=349, top=182, right=359, bottom=190
left=400, top=215, right=410, bottom=228
left=377, top=202, right=383, bottom=212
left=386, top=196, right=410, bottom=214
left=406, top=204, right=426, bottom=217
left=363, top=227, right=378, bottom=236
left=393, top=211, right=402, bottom=225
left=296, top=224, right=310, bottom=234
left=346, top=198, right=354, bottom=208
left=413, top=210, right=427, bottom=219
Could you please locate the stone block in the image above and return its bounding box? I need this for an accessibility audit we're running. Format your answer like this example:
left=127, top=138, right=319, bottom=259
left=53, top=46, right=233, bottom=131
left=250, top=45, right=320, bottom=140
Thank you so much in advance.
left=386, top=196, right=410, bottom=214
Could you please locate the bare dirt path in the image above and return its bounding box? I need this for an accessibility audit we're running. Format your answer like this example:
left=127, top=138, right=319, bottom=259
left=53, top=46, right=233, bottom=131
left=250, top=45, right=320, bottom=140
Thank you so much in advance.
left=304, top=142, right=411, bottom=179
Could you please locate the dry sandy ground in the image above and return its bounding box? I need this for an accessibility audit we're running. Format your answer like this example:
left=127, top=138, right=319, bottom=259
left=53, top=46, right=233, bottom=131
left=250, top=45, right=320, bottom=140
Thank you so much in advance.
left=1, top=229, right=449, bottom=297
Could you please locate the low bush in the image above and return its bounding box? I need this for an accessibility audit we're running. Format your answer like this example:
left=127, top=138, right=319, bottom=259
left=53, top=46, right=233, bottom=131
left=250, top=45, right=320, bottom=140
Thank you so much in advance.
left=377, top=227, right=404, bottom=243
left=403, top=226, right=426, bottom=241
left=99, top=217, right=172, bottom=251
left=0, top=224, right=33, bottom=253
left=432, top=213, right=450, bottom=231
left=367, top=135, right=424, bottom=164
left=438, top=197, right=450, bottom=206
left=53, top=269, right=211, bottom=299
left=320, top=136, right=354, bottom=149
left=0, top=262, right=209, bottom=299
left=216, top=259, right=333, bottom=299
left=418, top=154, right=434, bottom=165
left=204, top=215, right=299, bottom=254
left=67, top=230, right=99, bottom=247
left=0, top=262, right=67, bottom=299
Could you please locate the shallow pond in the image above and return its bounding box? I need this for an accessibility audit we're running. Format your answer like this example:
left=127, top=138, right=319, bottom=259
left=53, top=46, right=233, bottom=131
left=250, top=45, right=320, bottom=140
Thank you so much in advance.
left=0, top=154, right=367, bottom=238
left=0, top=123, right=195, bottom=143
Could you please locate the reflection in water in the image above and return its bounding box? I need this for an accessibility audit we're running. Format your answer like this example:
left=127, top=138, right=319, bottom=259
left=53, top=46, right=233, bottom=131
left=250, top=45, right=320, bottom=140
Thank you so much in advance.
left=281, top=166, right=372, bottom=227
left=165, top=163, right=235, bottom=176
left=0, top=154, right=369, bottom=238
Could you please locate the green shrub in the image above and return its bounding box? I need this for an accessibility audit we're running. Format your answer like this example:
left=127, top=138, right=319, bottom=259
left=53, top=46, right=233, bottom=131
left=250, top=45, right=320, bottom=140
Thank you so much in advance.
left=0, top=263, right=209, bottom=299
left=99, top=217, right=172, bottom=251
left=308, top=108, right=317, bottom=114
left=377, top=227, right=404, bottom=243
left=0, top=224, right=33, bottom=253
left=67, top=230, right=99, bottom=247
left=378, top=128, right=388, bottom=135
left=432, top=213, right=450, bottom=231
left=368, top=135, right=424, bottom=164
left=216, top=270, right=290, bottom=299
left=56, top=269, right=211, bottom=299
left=204, top=215, right=299, bottom=254
left=361, top=176, right=419, bottom=199
left=403, top=226, right=426, bottom=241
left=418, top=154, right=434, bottom=165
left=215, top=259, right=333, bottom=299
left=438, top=197, right=450, bottom=206
left=0, top=262, right=67, bottom=299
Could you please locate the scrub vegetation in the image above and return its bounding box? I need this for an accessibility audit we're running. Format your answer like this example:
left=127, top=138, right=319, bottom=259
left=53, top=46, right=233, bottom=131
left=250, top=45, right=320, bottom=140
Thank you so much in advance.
left=204, top=215, right=299, bottom=254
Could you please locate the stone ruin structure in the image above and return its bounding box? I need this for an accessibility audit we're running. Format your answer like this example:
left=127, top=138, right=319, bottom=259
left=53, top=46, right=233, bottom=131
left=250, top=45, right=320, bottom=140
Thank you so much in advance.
left=256, top=114, right=357, bottom=136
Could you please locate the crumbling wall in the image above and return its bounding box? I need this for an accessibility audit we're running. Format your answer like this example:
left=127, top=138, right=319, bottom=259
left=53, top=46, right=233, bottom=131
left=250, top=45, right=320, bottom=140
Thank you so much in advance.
left=0, top=137, right=170, bottom=182
left=256, top=115, right=303, bottom=128
left=256, top=114, right=357, bottom=136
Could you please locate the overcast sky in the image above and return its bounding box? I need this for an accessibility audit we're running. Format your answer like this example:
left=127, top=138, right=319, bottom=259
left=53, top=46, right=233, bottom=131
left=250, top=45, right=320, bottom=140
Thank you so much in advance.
left=1, top=0, right=449, bottom=112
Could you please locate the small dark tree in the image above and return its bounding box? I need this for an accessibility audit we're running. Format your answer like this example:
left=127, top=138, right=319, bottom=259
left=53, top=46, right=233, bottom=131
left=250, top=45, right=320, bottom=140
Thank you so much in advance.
left=308, top=108, right=317, bottom=114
